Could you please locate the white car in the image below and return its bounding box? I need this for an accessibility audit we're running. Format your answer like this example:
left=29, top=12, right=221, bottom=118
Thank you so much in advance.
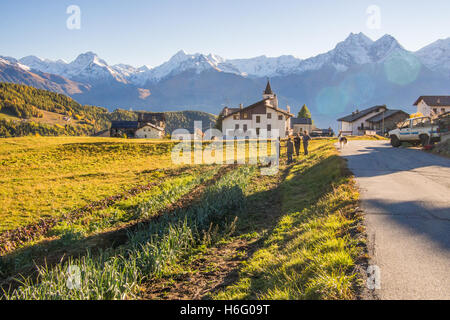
left=389, top=117, right=440, bottom=147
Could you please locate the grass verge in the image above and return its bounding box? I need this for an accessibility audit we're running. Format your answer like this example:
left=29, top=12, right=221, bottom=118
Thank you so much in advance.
left=213, top=139, right=365, bottom=300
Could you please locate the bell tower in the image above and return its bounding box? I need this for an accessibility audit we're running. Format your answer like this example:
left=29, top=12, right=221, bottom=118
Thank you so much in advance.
left=263, top=80, right=275, bottom=100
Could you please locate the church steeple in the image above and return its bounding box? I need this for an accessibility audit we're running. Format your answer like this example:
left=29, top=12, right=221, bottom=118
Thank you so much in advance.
left=264, top=80, right=273, bottom=95
left=263, top=79, right=275, bottom=100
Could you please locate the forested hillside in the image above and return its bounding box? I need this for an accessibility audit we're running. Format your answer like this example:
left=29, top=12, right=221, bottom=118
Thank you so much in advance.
left=0, top=83, right=216, bottom=137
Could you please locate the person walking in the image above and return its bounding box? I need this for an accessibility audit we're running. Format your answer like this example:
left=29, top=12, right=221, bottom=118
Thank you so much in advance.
left=286, top=137, right=294, bottom=164
left=303, top=130, right=311, bottom=156
left=293, top=133, right=301, bottom=157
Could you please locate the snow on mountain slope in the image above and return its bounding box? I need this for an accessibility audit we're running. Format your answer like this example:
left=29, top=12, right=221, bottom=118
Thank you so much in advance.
left=0, top=58, right=89, bottom=95
left=131, top=50, right=243, bottom=85
left=19, top=52, right=129, bottom=85
left=296, top=33, right=407, bottom=73
left=227, top=55, right=302, bottom=77
left=65, top=52, right=129, bottom=83
left=19, top=55, right=67, bottom=75
left=416, top=38, right=450, bottom=75
left=9, top=32, right=450, bottom=85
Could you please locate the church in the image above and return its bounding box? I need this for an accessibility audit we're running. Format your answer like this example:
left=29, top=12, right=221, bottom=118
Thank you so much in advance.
left=219, top=81, right=294, bottom=138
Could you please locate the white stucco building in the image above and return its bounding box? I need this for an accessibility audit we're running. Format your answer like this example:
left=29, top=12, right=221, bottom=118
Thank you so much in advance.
left=337, top=105, right=388, bottom=136
left=219, top=81, right=294, bottom=138
left=135, top=123, right=165, bottom=138
left=414, top=96, right=450, bottom=117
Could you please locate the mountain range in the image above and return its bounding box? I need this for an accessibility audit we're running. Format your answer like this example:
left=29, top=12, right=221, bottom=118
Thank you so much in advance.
left=1, top=32, right=449, bottom=128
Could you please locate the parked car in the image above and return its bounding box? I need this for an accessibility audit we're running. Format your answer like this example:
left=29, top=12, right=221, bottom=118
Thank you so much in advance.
left=388, top=116, right=440, bottom=147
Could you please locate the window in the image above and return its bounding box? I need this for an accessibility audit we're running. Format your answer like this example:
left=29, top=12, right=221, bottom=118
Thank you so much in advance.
left=267, top=113, right=272, bottom=119
left=433, top=108, right=438, bottom=114
left=398, top=120, right=410, bottom=129
left=278, top=115, right=283, bottom=120
left=235, top=124, right=239, bottom=130
left=243, top=113, right=248, bottom=119
left=256, top=128, right=260, bottom=135
left=267, top=124, right=272, bottom=132
left=412, top=117, right=430, bottom=128
left=233, top=114, right=240, bottom=120
left=442, top=108, right=446, bottom=114
left=243, top=124, right=248, bottom=132
left=256, top=116, right=261, bottom=123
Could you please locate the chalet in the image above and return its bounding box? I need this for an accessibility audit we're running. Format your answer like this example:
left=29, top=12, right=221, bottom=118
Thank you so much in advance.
left=110, top=112, right=166, bottom=138
left=414, top=96, right=450, bottom=117
left=219, top=81, right=294, bottom=138
left=366, top=109, right=409, bottom=134
left=338, top=105, right=409, bottom=136
left=338, top=105, right=387, bottom=135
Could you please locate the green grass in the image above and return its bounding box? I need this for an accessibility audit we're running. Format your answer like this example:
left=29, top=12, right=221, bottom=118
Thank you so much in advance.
left=3, top=166, right=257, bottom=300
left=213, top=139, right=364, bottom=300
left=1, top=137, right=366, bottom=300
left=0, top=136, right=181, bottom=232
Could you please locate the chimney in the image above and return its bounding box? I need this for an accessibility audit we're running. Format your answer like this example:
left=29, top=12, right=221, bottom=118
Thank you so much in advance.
left=286, top=105, right=291, bottom=113
left=224, top=107, right=229, bottom=116
left=240, top=103, right=243, bottom=109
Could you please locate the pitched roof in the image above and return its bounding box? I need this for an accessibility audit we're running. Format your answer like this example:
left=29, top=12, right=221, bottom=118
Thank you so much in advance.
left=291, top=117, right=313, bottom=126
left=264, top=80, right=273, bottom=95
left=219, top=107, right=240, bottom=117
left=366, top=109, right=409, bottom=123
left=141, top=122, right=165, bottom=132
left=337, top=105, right=387, bottom=122
left=413, top=96, right=450, bottom=106
left=223, top=98, right=293, bottom=119
left=110, top=121, right=139, bottom=129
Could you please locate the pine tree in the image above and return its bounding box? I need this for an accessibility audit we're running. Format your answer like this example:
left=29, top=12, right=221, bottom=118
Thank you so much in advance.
left=298, top=104, right=312, bottom=119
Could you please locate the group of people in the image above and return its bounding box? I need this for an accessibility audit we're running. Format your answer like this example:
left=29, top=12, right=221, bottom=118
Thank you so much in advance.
left=285, top=131, right=311, bottom=164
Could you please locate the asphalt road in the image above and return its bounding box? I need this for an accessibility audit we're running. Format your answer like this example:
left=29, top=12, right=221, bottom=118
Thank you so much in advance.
left=338, top=140, right=450, bottom=300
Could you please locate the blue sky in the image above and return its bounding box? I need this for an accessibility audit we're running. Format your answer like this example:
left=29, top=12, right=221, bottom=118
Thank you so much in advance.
left=1, top=0, right=449, bottom=67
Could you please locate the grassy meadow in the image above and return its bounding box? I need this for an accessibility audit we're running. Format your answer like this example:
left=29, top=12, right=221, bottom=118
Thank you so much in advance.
left=0, top=136, right=179, bottom=232
left=1, top=136, right=368, bottom=300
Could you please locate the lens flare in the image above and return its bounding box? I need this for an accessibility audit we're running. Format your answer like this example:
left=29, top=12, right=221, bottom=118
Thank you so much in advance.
left=384, top=50, right=422, bottom=85
left=316, top=86, right=350, bottom=115
left=340, top=72, right=376, bottom=106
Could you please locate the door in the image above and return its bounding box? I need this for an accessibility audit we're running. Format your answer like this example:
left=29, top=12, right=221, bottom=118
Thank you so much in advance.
left=398, top=119, right=413, bottom=140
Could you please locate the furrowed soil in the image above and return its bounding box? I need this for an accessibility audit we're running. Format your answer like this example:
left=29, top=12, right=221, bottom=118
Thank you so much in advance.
left=0, top=165, right=235, bottom=291
left=141, top=159, right=290, bottom=300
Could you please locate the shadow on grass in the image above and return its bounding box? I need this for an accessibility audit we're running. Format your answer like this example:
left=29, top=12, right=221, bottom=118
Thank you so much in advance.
left=208, top=149, right=359, bottom=300
left=0, top=165, right=233, bottom=293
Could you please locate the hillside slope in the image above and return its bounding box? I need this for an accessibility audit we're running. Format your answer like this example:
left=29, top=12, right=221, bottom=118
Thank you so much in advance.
left=0, top=83, right=216, bottom=137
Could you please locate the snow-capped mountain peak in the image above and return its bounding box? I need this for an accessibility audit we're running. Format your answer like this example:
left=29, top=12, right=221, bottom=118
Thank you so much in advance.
left=416, top=37, right=450, bottom=74
left=369, top=34, right=404, bottom=61
left=70, top=52, right=107, bottom=68
left=9, top=33, right=450, bottom=86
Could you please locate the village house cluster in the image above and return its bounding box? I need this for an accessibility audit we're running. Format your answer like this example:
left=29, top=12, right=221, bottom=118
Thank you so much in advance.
left=108, top=81, right=449, bottom=140
left=218, top=81, right=329, bottom=139
left=338, top=95, right=450, bottom=136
